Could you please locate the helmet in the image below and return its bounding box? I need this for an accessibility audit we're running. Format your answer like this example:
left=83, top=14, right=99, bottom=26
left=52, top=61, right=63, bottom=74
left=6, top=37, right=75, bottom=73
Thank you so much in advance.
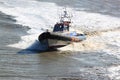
left=63, top=18, right=70, bottom=22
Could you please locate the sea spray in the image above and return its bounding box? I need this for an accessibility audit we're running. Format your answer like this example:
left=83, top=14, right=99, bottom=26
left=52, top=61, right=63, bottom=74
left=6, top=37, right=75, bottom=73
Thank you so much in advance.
left=0, top=0, right=119, bottom=53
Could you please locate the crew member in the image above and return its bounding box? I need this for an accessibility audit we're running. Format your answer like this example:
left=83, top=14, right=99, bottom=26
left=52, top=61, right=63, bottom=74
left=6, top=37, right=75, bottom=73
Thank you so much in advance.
left=62, top=18, right=71, bottom=31
left=53, top=18, right=71, bottom=32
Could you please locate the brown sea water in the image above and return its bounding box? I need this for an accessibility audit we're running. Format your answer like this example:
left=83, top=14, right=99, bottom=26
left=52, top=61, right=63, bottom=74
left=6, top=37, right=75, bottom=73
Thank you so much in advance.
left=0, top=0, right=120, bottom=80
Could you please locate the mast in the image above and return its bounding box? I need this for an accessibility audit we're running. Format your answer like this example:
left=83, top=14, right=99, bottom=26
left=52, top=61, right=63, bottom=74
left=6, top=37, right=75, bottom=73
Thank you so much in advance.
left=59, top=7, right=72, bottom=23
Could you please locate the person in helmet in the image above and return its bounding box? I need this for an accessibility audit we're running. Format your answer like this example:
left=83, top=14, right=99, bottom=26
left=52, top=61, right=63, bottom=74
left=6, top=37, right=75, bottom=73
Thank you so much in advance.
left=62, top=18, right=71, bottom=31
left=53, top=22, right=64, bottom=32
left=53, top=17, right=71, bottom=32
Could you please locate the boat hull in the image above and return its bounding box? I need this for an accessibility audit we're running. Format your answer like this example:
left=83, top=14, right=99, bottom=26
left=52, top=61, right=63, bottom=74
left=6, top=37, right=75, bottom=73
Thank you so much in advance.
left=38, top=31, right=86, bottom=49
left=48, top=39, right=70, bottom=48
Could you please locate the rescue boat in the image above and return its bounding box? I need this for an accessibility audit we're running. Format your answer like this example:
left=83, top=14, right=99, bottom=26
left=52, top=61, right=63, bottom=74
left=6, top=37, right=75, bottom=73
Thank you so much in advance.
left=38, top=8, right=86, bottom=49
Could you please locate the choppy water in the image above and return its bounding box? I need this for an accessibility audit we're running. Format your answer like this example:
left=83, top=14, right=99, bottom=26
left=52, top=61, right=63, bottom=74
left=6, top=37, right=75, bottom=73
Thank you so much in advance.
left=0, top=0, right=120, bottom=80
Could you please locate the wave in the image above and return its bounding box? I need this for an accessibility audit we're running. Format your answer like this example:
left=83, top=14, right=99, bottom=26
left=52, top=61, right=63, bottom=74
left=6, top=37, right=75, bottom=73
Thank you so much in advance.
left=0, top=0, right=119, bottom=52
left=1, top=0, right=120, bottom=32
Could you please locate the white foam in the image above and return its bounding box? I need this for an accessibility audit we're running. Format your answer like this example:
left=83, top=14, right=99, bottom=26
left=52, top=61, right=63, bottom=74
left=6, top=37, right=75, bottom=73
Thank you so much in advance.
left=108, top=66, right=120, bottom=80
left=1, top=0, right=120, bottom=32
left=0, top=0, right=59, bottom=49
left=72, top=11, right=120, bottom=31
left=0, top=0, right=59, bottom=33
left=9, top=34, right=39, bottom=49
left=0, top=0, right=120, bottom=50
left=1, top=1, right=120, bottom=78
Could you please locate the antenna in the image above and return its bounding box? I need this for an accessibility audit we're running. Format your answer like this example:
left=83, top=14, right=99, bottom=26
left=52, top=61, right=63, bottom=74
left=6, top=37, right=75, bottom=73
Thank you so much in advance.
left=57, top=7, right=73, bottom=23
